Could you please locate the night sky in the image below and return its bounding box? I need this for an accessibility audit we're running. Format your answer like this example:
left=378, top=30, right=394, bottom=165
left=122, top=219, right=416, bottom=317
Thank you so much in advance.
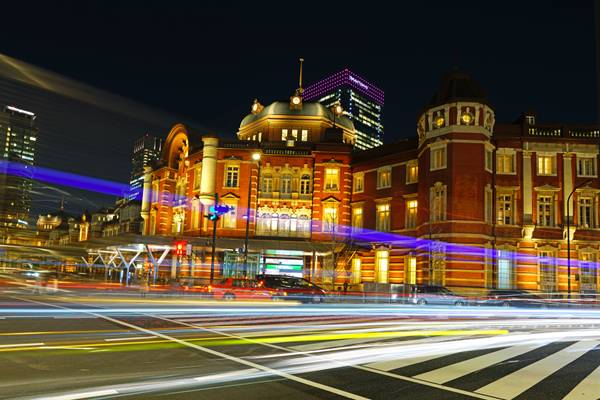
left=0, top=1, right=598, bottom=214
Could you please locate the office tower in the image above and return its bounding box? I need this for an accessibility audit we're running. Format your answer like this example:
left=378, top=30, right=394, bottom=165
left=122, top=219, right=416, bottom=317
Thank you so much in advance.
left=128, top=134, right=162, bottom=200
left=303, top=69, right=384, bottom=150
left=0, top=105, right=38, bottom=228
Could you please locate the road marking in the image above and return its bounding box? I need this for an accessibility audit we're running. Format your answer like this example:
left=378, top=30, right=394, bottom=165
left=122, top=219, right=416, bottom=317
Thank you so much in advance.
left=365, top=352, right=450, bottom=372
left=476, top=340, right=600, bottom=399
left=37, top=389, right=119, bottom=400
left=414, top=342, right=548, bottom=384
left=104, top=335, right=156, bottom=342
left=563, top=361, right=600, bottom=399
left=290, top=333, right=458, bottom=352
left=150, top=314, right=500, bottom=400
left=13, top=296, right=369, bottom=400
left=0, top=342, right=44, bottom=348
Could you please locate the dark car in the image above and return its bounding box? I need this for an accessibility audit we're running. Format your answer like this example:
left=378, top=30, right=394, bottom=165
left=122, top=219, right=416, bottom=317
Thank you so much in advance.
left=210, top=278, right=274, bottom=301
left=477, top=289, right=551, bottom=308
left=407, top=284, right=468, bottom=306
left=255, top=274, right=326, bottom=303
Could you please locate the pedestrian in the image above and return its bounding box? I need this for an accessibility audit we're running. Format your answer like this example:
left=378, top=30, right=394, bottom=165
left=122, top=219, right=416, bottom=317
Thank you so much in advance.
left=140, top=275, right=149, bottom=298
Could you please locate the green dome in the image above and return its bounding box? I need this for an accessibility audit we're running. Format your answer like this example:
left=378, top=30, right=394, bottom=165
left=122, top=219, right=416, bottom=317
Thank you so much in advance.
left=240, top=101, right=354, bottom=131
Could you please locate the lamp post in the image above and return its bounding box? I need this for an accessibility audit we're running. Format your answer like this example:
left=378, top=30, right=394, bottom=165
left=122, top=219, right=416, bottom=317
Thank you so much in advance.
left=566, top=179, right=593, bottom=299
left=243, top=152, right=261, bottom=276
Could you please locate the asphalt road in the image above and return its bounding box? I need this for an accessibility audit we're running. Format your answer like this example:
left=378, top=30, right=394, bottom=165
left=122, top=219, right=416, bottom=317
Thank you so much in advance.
left=1, top=289, right=600, bottom=400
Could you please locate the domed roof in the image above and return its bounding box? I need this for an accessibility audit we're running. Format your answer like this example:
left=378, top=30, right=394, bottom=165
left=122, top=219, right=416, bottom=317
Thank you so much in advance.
left=429, top=69, right=488, bottom=107
left=240, top=101, right=354, bottom=131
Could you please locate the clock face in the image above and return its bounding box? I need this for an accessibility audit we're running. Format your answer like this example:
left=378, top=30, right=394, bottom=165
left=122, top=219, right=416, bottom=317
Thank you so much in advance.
left=252, top=103, right=258, bottom=112
left=292, top=96, right=301, bottom=105
left=461, top=113, right=473, bottom=124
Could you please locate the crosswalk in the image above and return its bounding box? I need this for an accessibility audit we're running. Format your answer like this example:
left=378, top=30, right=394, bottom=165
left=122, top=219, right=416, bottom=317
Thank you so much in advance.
left=364, top=338, right=600, bottom=400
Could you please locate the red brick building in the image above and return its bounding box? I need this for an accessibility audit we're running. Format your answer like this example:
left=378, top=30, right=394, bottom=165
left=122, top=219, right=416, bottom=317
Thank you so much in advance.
left=142, top=71, right=600, bottom=295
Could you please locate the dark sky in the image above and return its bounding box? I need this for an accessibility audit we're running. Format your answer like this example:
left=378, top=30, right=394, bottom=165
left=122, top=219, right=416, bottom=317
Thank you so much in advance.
left=0, top=1, right=598, bottom=213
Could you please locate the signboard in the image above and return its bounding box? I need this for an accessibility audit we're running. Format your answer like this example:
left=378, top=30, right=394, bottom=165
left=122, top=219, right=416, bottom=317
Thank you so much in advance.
left=263, top=257, right=303, bottom=277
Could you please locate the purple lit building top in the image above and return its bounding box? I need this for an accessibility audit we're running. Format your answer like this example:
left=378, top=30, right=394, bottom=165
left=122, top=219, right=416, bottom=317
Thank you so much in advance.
left=303, top=69, right=384, bottom=106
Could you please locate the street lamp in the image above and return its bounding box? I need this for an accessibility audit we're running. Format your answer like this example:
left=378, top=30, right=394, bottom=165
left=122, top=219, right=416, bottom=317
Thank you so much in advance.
left=566, top=179, right=593, bottom=299
left=243, top=152, right=261, bottom=276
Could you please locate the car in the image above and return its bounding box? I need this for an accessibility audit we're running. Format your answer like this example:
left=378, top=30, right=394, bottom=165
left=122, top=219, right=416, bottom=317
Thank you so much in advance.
left=210, top=278, right=274, bottom=301
left=407, top=284, right=468, bottom=306
left=255, top=274, right=326, bottom=303
left=477, top=289, right=552, bottom=308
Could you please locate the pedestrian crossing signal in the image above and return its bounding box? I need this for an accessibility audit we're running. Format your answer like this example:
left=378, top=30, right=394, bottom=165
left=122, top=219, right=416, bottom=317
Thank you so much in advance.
left=174, top=241, right=187, bottom=256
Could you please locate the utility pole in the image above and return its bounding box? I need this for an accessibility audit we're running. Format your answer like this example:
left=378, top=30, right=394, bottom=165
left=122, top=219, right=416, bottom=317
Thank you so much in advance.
left=210, top=193, right=219, bottom=284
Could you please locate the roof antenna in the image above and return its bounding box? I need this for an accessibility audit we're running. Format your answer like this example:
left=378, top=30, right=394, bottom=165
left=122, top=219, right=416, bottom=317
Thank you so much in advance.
left=298, top=58, right=304, bottom=94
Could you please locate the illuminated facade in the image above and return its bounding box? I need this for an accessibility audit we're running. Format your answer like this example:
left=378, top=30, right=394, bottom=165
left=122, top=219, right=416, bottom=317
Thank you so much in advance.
left=303, top=69, right=384, bottom=150
left=141, top=70, right=600, bottom=294
left=141, top=88, right=356, bottom=281
left=351, top=70, right=600, bottom=295
left=128, top=134, right=162, bottom=201
left=0, top=105, right=37, bottom=228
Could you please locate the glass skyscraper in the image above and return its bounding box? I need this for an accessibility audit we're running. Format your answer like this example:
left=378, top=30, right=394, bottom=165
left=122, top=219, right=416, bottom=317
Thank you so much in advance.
left=128, top=134, right=162, bottom=201
left=303, top=69, right=384, bottom=150
left=0, top=105, right=38, bottom=228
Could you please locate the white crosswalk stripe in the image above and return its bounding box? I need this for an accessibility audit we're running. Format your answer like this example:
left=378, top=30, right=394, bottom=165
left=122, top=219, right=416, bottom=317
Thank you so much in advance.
left=475, top=340, right=600, bottom=399
left=413, top=342, right=549, bottom=384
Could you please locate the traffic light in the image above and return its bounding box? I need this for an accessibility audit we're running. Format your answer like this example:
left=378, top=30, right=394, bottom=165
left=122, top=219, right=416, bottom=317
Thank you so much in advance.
left=206, top=204, right=233, bottom=221
left=174, top=241, right=187, bottom=257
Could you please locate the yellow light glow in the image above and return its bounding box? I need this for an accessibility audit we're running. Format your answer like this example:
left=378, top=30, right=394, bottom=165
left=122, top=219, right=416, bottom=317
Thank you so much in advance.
left=292, top=96, right=301, bottom=105
left=252, top=152, right=261, bottom=161
left=461, top=113, right=472, bottom=124
left=435, top=116, right=445, bottom=127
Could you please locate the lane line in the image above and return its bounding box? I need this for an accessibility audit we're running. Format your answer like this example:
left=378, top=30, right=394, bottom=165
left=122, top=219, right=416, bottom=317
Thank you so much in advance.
left=414, top=342, right=549, bottom=384
left=476, top=340, right=600, bottom=399
left=104, top=335, right=156, bottom=342
left=12, top=296, right=369, bottom=400
left=562, top=361, right=600, bottom=399
left=0, top=342, right=44, bottom=348
left=36, top=389, right=119, bottom=400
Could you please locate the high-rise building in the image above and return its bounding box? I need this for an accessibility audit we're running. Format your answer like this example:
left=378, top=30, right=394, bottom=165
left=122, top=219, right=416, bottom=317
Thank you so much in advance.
left=0, top=105, right=38, bottom=228
left=128, top=134, right=162, bottom=200
left=303, top=69, right=384, bottom=150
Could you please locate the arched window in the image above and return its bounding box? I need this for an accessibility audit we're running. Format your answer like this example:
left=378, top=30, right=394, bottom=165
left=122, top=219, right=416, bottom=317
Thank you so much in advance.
left=279, top=214, right=290, bottom=236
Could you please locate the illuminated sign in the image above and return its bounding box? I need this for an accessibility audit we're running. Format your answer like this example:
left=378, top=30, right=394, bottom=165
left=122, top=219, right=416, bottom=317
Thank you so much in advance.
left=263, top=257, right=303, bottom=277
left=349, top=75, right=369, bottom=91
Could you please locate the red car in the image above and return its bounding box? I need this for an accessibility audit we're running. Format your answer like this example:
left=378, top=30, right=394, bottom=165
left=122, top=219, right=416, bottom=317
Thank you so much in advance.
left=210, top=278, right=274, bottom=301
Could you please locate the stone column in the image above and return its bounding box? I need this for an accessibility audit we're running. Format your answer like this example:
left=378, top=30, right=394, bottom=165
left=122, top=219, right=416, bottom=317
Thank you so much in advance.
left=140, top=166, right=152, bottom=235
left=199, top=136, right=219, bottom=207
left=522, top=151, right=533, bottom=224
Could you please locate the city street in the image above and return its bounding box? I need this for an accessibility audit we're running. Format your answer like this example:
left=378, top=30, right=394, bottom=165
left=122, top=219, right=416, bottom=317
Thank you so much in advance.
left=1, top=289, right=600, bottom=399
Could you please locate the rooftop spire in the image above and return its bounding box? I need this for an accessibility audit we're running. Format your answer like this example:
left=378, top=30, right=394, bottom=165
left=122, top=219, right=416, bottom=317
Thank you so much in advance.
left=298, top=58, right=304, bottom=94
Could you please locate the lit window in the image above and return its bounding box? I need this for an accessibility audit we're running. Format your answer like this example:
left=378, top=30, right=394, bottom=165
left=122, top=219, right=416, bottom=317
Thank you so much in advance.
left=351, top=258, right=362, bottom=284
left=376, top=202, right=391, bottom=231
left=406, top=255, right=416, bottom=285
left=262, top=176, right=272, bottom=193
left=430, top=184, right=446, bottom=222
left=377, top=167, right=391, bottom=189
left=353, top=172, right=364, bottom=193
left=281, top=129, right=288, bottom=141
left=497, top=194, right=513, bottom=225
left=497, top=250, right=513, bottom=289
left=578, top=197, right=594, bottom=228
left=539, top=251, right=556, bottom=293
left=537, top=195, right=554, bottom=227
left=375, top=250, right=389, bottom=283
left=406, top=199, right=417, bottom=228
left=300, top=175, right=311, bottom=195
left=430, top=146, right=447, bottom=170
left=537, top=154, right=556, bottom=175
left=406, top=162, right=418, bottom=184
left=497, top=152, right=515, bottom=174
left=191, top=200, right=201, bottom=229
left=224, top=165, right=239, bottom=188
left=291, top=129, right=298, bottom=140
left=151, top=182, right=159, bottom=203
left=323, top=202, right=339, bottom=232
left=301, top=129, right=308, bottom=142
left=221, top=201, right=237, bottom=229
left=577, top=157, right=596, bottom=177
left=352, top=206, right=363, bottom=232
left=281, top=175, right=292, bottom=194
left=258, top=132, right=262, bottom=142
left=324, top=168, right=340, bottom=191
